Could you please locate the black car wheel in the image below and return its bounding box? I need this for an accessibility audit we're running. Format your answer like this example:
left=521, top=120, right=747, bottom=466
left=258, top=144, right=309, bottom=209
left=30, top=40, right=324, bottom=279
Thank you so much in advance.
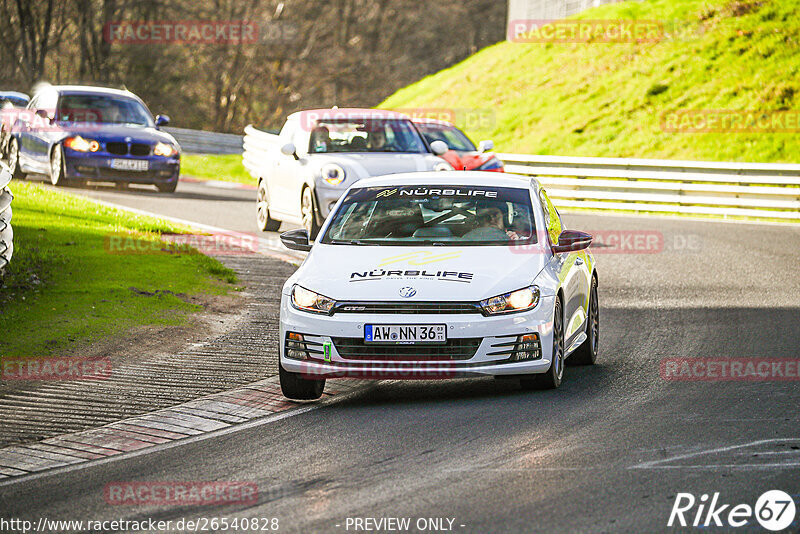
left=7, top=138, right=25, bottom=180
left=301, top=186, right=320, bottom=239
left=49, top=145, right=67, bottom=186
left=279, top=363, right=325, bottom=400
left=156, top=180, right=177, bottom=193
left=257, top=179, right=281, bottom=231
left=569, top=277, right=599, bottom=366
left=520, top=297, right=565, bottom=390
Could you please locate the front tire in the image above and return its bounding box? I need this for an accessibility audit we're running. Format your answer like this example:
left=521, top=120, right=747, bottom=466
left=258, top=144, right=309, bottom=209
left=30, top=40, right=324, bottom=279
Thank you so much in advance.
left=257, top=179, right=281, bottom=231
left=49, top=145, right=68, bottom=186
left=569, top=277, right=599, bottom=366
left=156, top=180, right=178, bottom=193
left=301, top=186, right=320, bottom=239
left=279, top=363, right=325, bottom=400
left=520, top=297, right=565, bottom=390
left=7, top=138, right=26, bottom=180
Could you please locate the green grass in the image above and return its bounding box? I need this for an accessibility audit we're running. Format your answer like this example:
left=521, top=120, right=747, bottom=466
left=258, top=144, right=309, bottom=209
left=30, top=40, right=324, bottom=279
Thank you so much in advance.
left=182, top=154, right=253, bottom=185
left=380, top=0, right=800, bottom=163
left=0, top=181, right=238, bottom=358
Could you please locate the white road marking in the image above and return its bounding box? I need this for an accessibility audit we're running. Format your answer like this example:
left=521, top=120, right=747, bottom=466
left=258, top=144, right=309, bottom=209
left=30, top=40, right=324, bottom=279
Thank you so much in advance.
left=630, top=438, right=800, bottom=470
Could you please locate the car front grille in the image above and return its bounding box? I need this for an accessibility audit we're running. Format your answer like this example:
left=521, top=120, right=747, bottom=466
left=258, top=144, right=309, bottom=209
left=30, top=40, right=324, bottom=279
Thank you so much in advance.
left=104, top=142, right=152, bottom=156
left=331, top=337, right=482, bottom=361
left=130, top=143, right=151, bottom=156
left=331, top=301, right=483, bottom=315
left=106, top=142, right=128, bottom=155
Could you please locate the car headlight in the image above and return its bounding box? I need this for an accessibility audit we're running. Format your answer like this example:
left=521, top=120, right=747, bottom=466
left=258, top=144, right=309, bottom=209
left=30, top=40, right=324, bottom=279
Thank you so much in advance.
left=154, top=141, right=178, bottom=157
left=434, top=161, right=454, bottom=171
left=291, top=285, right=336, bottom=314
left=477, top=157, right=504, bottom=171
left=321, top=163, right=346, bottom=185
left=480, top=285, right=540, bottom=315
left=64, top=136, right=100, bottom=152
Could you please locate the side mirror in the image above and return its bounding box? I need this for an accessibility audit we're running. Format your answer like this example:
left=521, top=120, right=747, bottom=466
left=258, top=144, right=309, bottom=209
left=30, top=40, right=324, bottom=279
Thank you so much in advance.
left=430, top=140, right=449, bottom=156
left=281, top=142, right=299, bottom=160
left=552, top=230, right=593, bottom=254
left=35, top=109, right=53, bottom=123
left=155, top=114, right=170, bottom=127
left=280, top=228, right=312, bottom=252
left=478, top=140, right=494, bottom=153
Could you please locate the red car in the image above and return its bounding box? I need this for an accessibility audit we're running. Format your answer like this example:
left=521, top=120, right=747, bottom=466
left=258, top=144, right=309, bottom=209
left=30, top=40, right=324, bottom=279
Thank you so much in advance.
left=413, top=118, right=504, bottom=172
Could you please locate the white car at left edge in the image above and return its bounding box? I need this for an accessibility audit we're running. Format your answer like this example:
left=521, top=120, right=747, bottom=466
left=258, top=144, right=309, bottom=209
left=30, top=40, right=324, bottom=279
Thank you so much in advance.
left=276, top=171, right=599, bottom=400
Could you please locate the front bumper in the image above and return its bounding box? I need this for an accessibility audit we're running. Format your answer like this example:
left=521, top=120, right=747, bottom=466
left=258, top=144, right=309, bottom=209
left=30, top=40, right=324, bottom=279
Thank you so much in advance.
left=64, top=151, right=180, bottom=184
left=279, top=294, right=556, bottom=379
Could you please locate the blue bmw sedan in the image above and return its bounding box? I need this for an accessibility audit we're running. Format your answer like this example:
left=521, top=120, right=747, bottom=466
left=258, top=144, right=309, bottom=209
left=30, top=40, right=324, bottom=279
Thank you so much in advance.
left=7, top=85, right=180, bottom=192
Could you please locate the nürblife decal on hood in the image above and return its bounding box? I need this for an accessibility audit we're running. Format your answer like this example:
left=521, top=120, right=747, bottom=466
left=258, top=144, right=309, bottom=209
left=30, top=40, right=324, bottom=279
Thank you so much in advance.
left=350, top=269, right=473, bottom=283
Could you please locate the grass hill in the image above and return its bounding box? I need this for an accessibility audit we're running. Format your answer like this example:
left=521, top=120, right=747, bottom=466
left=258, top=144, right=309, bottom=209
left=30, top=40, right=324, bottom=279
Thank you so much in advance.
left=380, top=0, right=800, bottom=162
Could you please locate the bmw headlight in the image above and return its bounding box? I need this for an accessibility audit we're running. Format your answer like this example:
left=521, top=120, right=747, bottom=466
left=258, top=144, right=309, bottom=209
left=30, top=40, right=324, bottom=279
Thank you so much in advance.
left=480, top=286, right=540, bottom=315
left=434, top=161, right=454, bottom=171
left=64, top=136, right=100, bottom=152
left=154, top=141, right=178, bottom=157
left=321, top=163, right=346, bottom=185
left=291, top=285, right=336, bottom=314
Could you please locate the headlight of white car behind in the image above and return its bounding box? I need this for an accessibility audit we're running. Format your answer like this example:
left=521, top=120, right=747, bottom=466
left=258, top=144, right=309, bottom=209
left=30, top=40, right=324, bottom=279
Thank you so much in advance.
left=480, top=286, right=540, bottom=315
left=291, top=285, right=336, bottom=314
left=321, top=163, right=346, bottom=185
left=434, top=161, right=454, bottom=171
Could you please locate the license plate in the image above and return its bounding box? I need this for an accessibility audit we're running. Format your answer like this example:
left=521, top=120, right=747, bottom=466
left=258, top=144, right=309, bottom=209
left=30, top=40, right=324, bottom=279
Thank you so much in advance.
left=365, top=324, right=447, bottom=344
left=110, top=159, right=149, bottom=171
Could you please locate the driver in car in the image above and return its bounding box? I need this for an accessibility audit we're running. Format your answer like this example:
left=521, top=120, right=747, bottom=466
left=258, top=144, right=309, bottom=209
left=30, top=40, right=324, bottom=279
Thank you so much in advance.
left=470, top=206, right=526, bottom=240
left=368, top=129, right=393, bottom=151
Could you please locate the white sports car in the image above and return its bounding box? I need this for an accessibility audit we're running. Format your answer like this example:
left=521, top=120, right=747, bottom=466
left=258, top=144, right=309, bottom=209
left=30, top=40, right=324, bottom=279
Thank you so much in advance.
left=277, top=171, right=599, bottom=400
left=253, top=108, right=452, bottom=238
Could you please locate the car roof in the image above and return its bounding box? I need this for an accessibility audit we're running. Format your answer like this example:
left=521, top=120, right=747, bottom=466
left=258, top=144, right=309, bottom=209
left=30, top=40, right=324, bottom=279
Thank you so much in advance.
left=353, top=171, right=538, bottom=190
left=287, top=108, right=410, bottom=121
left=49, top=85, right=138, bottom=98
left=0, top=91, right=29, bottom=100
left=412, top=117, right=455, bottom=127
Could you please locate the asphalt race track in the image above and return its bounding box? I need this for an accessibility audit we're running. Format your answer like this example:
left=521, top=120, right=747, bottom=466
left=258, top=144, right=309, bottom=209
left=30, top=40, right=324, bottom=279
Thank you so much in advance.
left=2, top=177, right=799, bottom=533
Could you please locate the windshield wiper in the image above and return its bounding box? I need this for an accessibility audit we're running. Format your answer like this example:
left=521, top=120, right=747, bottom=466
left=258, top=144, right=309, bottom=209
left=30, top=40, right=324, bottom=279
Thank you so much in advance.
left=328, top=239, right=368, bottom=246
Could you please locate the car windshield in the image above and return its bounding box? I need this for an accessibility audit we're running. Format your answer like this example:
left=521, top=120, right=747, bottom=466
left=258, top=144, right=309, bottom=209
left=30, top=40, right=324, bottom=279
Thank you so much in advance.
left=416, top=122, right=477, bottom=152
left=309, top=119, right=427, bottom=154
left=321, top=185, right=537, bottom=246
left=1, top=96, right=28, bottom=108
left=57, top=94, right=153, bottom=126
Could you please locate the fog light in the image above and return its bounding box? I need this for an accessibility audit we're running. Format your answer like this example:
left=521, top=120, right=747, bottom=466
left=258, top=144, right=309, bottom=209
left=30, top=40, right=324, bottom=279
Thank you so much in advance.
left=75, top=165, right=95, bottom=174
left=286, top=332, right=308, bottom=360
left=513, top=333, right=541, bottom=361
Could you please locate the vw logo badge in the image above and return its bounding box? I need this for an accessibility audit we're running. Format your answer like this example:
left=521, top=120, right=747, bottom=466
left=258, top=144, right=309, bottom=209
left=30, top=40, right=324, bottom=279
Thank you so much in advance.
left=399, top=287, right=416, bottom=298
left=125, top=137, right=132, bottom=143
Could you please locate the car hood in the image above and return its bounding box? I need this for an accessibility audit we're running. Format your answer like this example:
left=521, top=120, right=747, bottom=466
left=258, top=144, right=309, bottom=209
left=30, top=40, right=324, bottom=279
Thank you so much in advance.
left=315, top=153, right=446, bottom=180
left=291, top=244, right=550, bottom=302
left=57, top=124, right=178, bottom=145
left=445, top=151, right=497, bottom=171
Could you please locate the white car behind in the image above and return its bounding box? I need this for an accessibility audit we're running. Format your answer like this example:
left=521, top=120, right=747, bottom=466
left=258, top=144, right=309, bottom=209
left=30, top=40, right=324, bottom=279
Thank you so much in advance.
left=246, top=108, right=452, bottom=238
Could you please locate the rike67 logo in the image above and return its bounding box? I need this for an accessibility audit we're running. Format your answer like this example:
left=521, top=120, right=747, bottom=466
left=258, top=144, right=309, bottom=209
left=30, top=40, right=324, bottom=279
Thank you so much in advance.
left=669, top=490, right=796, bottom=531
